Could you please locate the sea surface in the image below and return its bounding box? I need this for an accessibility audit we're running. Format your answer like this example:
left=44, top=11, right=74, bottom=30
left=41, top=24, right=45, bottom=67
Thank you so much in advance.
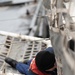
left=0, top=1, right=36, bottom=35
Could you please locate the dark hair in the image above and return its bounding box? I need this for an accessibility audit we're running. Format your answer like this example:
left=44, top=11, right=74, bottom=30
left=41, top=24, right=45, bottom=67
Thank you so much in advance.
left=35, top=51, right=55, bottom=71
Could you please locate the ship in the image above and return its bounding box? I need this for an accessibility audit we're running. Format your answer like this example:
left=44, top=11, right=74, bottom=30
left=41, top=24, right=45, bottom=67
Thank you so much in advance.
left=0, top=0, right=75, bottom=75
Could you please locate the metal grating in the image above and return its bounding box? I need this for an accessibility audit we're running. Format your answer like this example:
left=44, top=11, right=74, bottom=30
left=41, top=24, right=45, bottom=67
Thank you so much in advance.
left=0, top=31, right=51, bottom=74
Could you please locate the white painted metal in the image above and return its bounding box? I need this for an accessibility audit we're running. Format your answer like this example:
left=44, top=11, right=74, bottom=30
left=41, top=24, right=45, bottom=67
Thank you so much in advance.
left=0, top=31, right=51, bottom=74
left=29, top=0, right=43, bottom=36
left=45, top=0, right=75, bottom=75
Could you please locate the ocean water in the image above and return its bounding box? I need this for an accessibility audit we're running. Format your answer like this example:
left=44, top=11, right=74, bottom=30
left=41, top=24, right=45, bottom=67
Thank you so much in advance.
left=0, top=0, right=75, bottom=37
left=0, top=3, right=36, bottom=35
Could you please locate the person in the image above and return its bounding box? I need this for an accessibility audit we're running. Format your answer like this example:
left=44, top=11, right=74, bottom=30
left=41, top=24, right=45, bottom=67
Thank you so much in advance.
left=5, top=47, right=57, bottom=75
